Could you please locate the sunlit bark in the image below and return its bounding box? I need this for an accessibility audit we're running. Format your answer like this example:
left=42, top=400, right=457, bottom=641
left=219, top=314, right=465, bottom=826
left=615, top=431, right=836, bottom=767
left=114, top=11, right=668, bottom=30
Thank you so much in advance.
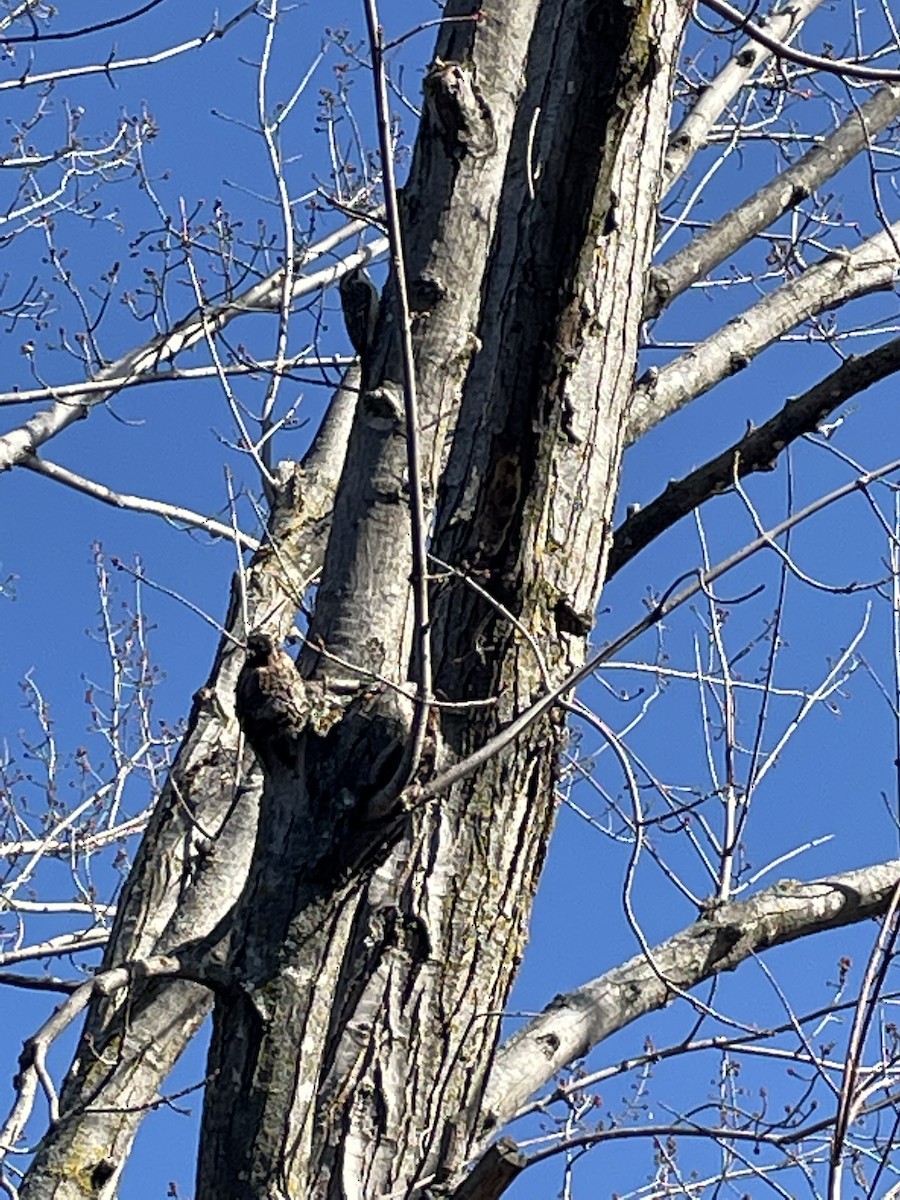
left=194, top=1, right=689, bottom=1195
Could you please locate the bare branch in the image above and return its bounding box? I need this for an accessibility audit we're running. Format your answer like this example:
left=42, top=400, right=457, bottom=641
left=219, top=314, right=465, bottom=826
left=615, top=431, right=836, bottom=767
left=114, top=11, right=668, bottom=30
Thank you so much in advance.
left=0, top=354, right=348, bottom=410
left=0, top=929, right=108, bottom=968
left=0, top=973, right=78, bottom=995
left=0, top=1, right=46, bottom=34
left=0, top=5, right=257, bottom=92
left=0, top=226, right=388, bottom=472
left=701, top=0, right=900, bottom=82
left=829, top=881, right=900, bottom=1192
left=0, top=953, right=201, bottom=1165
left=3, top=0, right=168, bottom=43
left=480, top=857, right=900, bottom=1133
left=663, top=0, right=826, bottom=191
left=422, top=452, right=900, bottom=802
left=21, top=454, right=260, bottom=550
left=449, top=1138, right=526, bottom=1200
left=630, top=222, right=900, bottom=443
left=650, top=85, right=900, bottom=319
left=610, top=334, right=900, bottom=575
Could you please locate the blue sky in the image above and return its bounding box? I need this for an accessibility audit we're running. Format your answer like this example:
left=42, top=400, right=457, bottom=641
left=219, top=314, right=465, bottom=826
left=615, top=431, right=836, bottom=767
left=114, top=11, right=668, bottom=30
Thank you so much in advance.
left=2, top=1, right=900, bottom=1196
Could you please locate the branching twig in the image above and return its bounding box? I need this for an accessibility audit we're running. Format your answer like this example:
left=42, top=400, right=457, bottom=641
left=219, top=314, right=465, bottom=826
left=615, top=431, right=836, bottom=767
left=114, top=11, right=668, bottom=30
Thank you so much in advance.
left=663, top=0, right=826, bottom=191
left=0, top=5, right=257, bottom=91
left=0, top=954, right=203, bottom=1163
left=423, top=454, right=900, bottom=802
left=630, top=221, right=900, bottom=444
left=479, top=857, right=900, bottom=1136
left=0, top=223, right=388, bottom=472
left=650, top=85, right=900, bottom=319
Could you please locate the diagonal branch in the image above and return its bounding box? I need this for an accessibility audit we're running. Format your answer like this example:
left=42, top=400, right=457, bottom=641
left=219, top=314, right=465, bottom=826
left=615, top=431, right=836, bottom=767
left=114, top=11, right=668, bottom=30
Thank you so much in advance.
left=421, top=452, right=900, bottom=804
left=700, top=0, right=900, bottom=83
left=663, top=0, right=825, bottom=193
left=1, top=952, right=201, bottom=1168
left=609, top=334, right=900, bottom=576
left=0, top=5, right=256, bottom=91
left=478, top=857, right=900, bottom=1136
left=0, top=225, right=387, bottom=472
left=21, top=453, right=261, bottom=550
left=650, top=85, right=900, bottom=319
left=629, top=221, right=900, bottom=443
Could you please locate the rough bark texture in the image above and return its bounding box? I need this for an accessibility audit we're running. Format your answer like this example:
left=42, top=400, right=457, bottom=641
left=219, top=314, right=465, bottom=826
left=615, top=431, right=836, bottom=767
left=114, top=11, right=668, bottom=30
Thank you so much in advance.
left=193, top=1, right=688, bottom=1197
left=306, top=1, right=543, bottom=687
left=15, top=3, right=900, bottom=1196
left=15, top=0, right=691, bottom=1194
left=18, top=376, right=358, bottom=1199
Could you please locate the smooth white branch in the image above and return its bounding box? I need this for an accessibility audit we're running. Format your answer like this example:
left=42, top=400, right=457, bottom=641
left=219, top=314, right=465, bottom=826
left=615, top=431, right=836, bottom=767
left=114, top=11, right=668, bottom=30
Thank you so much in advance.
left=663, top=0, right=825, bottom=192
left=651, top=85, right=900, bottom=318
left=630, top=221, right=900, bottom=443
left=0, top=228, right=387, bottom=472
left=22, top=455, right=260, bottom=551
left=481, top=858, right=900, bottom=1132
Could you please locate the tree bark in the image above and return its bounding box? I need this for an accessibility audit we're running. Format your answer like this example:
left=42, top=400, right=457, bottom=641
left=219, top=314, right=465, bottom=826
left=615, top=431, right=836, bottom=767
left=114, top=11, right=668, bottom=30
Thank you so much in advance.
left=18, top=377, right=357, bottom=1200
left=195, top=1, right=688, bottom=1196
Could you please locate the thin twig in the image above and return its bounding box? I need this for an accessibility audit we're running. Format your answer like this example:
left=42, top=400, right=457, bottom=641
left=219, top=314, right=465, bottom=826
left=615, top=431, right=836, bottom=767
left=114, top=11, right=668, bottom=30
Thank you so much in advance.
left=701, top=0, right=900, bottom=81
left=421, top=455, right=900, bottom=801
left=21, top=454, right=259, bottom=551
left=362, top=0, right=432, bottom=814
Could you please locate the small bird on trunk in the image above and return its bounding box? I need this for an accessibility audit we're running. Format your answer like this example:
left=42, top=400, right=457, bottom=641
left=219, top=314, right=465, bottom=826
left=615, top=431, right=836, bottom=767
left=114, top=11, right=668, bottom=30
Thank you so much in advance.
left=235, top=632, right=306, bottom=771
left=339, top=266, right=379, bottom=360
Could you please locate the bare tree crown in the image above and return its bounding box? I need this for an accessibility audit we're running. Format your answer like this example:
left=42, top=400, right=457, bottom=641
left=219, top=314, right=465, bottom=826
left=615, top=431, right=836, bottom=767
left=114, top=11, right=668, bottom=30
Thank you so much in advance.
left=2, top=1, right=900, bottom=1198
